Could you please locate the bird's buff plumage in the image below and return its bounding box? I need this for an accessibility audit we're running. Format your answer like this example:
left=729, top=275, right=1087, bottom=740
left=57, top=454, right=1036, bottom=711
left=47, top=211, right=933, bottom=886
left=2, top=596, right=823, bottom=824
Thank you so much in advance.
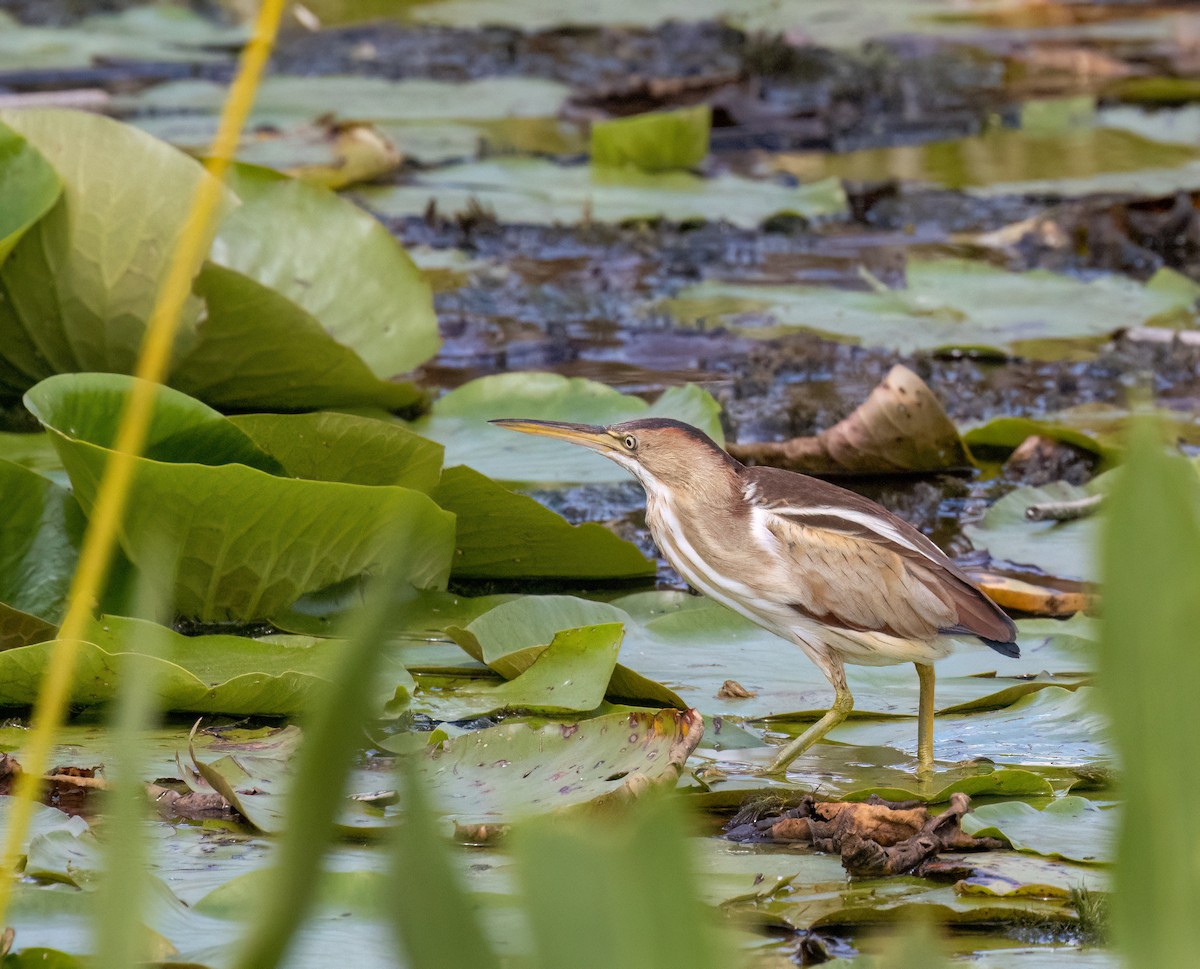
left=491, top=416, right=1018, bottom=774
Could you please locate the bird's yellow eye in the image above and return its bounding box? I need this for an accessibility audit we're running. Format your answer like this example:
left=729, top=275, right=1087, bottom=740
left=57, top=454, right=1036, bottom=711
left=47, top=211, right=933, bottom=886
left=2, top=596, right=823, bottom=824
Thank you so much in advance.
left=622, top=435, right=637, bottom=451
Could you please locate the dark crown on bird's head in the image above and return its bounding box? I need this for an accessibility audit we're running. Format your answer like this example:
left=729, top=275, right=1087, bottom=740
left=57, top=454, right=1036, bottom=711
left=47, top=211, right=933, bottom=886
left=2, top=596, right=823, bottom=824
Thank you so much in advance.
left=606, top=418, right=740, bottom=476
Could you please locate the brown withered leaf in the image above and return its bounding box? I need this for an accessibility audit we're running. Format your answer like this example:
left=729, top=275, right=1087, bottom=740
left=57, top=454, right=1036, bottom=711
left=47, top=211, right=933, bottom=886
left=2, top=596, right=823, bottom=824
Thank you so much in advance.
left=970, top=571, right=1095, bottom=617
left=716, top=679, right=757, bottom=699
left=726, top=792, right=1004, bottom=876
left=285, top=118, right=403, bottom=190
left=728, top=364, right=970, bottom=475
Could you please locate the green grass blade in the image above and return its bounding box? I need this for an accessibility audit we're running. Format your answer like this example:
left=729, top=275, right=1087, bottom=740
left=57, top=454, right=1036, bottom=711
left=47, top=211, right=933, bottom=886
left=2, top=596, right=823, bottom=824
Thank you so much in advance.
left=1100, top=418, right=1200, bottom=969
left=232, top=575, right=418, bottom=969
left=386, top=759, right=502, bottom=969
left=511, top=795, right=737, bottom=969
left=93, top=560, right=172, bottom=969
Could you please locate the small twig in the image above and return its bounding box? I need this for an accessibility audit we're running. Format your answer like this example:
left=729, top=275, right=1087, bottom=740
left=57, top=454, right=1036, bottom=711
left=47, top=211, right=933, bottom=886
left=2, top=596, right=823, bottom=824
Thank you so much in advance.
left=1025, top=494, right=1103, bottom=522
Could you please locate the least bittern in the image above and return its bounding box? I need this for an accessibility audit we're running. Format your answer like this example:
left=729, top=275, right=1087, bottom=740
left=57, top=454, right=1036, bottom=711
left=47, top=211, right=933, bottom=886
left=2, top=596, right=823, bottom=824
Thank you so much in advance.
left=492, top=417, right=1018, bottom=774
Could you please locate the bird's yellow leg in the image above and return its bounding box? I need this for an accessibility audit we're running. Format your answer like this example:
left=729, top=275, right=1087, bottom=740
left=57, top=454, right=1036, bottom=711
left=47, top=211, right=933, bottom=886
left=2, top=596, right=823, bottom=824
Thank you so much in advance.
left=915, top=662, right=935, bottom=774
left=765, top=658, right=853, bottom=775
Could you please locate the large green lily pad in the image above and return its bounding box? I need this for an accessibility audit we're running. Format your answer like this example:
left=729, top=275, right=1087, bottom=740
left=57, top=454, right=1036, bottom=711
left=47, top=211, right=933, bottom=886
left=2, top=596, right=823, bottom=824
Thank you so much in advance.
left=228, top=411, right=444, bottom=492
left=0, top=459, right=85, bottom=623
left=190, top=707, right=702, bottom=831
left=214, top=164, right=438, bottom=376
left=25, top=374, right=455, bottom=619
left=177, top=264, right=425, bottom=411
left=0, top=122, right=61, bottom=266
left=0, top=614, right=415, bottom=714
left=419, top=707, right=703, bottom=823
left=798, top=882, right=1076, bottom=931
left=432, top=465, right=653, bottom=579
left=357, top=158, right=846, bottom=228
left=0, top=110, right=233, bottom=393
left=174, top=164, right=437, bottom=410
left=963, top=796, right=1117, bottom=864
left=663, top=260, right=1198, bottom=357
left=411, top=373, right=723, bottom=484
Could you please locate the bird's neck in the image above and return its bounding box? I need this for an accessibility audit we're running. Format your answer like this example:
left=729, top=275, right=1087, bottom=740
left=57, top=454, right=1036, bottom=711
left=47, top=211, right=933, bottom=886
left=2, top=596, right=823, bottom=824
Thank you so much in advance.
left=640, top=459, right=743, bottom=519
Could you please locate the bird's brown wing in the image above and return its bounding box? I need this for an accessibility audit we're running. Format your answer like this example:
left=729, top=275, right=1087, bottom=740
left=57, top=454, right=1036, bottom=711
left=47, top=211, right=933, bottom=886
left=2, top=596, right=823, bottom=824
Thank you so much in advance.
left=745, top=466, right=1017, bottom=647
left=763, top=512, right=960, bottom=640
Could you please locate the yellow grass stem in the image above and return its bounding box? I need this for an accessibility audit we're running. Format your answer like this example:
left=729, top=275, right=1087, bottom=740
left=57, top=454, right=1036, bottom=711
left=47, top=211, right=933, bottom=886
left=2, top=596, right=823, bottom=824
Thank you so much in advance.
left=0, top=0, right=286, bottom=925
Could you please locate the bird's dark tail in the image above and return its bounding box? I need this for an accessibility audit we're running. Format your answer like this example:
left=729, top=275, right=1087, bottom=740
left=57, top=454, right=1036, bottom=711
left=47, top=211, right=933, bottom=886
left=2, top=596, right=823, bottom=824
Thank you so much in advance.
left=980, top=636, right=1020, bottom=659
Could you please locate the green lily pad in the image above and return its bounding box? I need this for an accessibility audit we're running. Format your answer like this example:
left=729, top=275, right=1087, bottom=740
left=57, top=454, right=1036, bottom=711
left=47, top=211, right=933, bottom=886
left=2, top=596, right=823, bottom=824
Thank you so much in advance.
left=964, top=479, right=1104, bottom=583
left=0, top=614, right=415, bottom=714
left=663, top=260, right=1198, bottom=357
left=0, top=459, right=86, bottom=623
left=840, top=768, right=1054, bottom=804
left=0, top=799, right=88, bottom=857
left=963, top=415, right=1119, bottom=465
left=274, top=585, right=520, bottom=639
left=416, top=622, right=623, bottom=719
left=411, top=373, right=723, bottom=484
left=0, top=884, right=95, bottom=958
left=24, top=828, right=102, bottom=890
left=0, top=431, right=65, bottom=480
left=0, top=602, right=57, bottom=652
left=173, top=164, right=436, bottom=410
left=228, top=411, right=444, bottom=492
left=966, top=402, right=1200, bottom=463
left=357, top=158, right=846, bottom=228
left=0, top=109, right=234, bottom=390
left=592, top=106, right=710, bottom=173
left=748, top=853, right=1079, bottom=931
left=432, top=465, right=653, bottom=579
left=0, top=121, right=60, bottom=267
left=419, top=707, right=703, bottom=823
left=696, top=838, right=847, bottom=908
left=177, top=263, right=423, bottom=410
left=449, top=595, right=628, bottom=663
left=446, top=595, right=685, bottom=708
left=191, top=707, right=702, bottom=830
left=963, top=797, right=1117, bottom=864
left=779, top=125, right=1200, bottom=196
left=216, top=164, right=438, bottom=375
left=941, top=850, right=1109, bottom=897
left=831, top=687, right=1110, bottom=768
left=0, top=6, right=242, bottom=70
left=25, top=373, right=455, bottom=620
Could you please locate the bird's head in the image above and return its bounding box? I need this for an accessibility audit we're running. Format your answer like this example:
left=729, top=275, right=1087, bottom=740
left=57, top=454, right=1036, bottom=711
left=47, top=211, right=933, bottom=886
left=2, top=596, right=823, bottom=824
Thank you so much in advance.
left=490, top=417, right=735, bottom=491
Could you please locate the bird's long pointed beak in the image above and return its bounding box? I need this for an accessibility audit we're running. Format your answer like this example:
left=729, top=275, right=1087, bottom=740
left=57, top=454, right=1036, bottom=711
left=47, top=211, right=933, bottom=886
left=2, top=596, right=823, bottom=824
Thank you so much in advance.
left=489, top=418, right=617, bottom=453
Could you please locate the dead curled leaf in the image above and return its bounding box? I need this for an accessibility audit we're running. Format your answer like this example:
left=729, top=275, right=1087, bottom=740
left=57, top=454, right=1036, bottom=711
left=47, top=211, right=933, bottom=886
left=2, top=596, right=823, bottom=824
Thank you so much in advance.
left=726, top=792, right=1004, bottom=876
left=284, top=118, right=403, bottom=190
left=716, top=679, right=756, bottom=699
left=727, top=365, right=970, bottom=475
left=971, top=571, right=1096, bottom=617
